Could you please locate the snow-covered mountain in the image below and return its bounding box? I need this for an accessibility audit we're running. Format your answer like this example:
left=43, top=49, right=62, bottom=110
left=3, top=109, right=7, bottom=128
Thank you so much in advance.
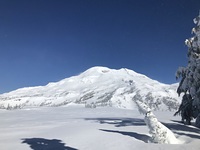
left=0, top=66, right=181, bottom=110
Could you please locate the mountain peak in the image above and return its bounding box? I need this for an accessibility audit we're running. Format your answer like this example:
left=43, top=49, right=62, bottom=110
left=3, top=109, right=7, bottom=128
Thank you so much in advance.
left=84, top=66, right=111, bottom=72
left=80, top=66, right=147, bottom=79
left=0, top=67, right=180, bottom=110
left=80, top=66, right=111, bottom=76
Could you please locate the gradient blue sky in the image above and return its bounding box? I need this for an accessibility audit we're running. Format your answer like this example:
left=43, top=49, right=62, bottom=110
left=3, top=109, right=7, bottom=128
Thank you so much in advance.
left=0, top=0, right=200, bottom=93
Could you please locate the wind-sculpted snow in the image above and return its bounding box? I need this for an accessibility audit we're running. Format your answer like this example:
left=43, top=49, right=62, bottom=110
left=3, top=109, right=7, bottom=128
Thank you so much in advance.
left=0, top=67, right=180, bottom=110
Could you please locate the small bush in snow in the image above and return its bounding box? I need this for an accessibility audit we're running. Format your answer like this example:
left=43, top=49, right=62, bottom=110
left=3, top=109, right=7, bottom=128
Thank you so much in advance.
left=145, top=111, right=179, bottom=144
left=135, top=100, right=180, bottom=144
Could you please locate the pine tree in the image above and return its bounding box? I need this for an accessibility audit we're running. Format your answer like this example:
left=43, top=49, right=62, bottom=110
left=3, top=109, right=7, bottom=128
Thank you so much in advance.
left=176, top=11, right=200, bottom=127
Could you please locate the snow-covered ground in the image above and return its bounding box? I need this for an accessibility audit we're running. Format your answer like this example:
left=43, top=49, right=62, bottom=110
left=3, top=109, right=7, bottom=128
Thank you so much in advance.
left=0, top=67, right=198, bottom=149
left=1, top=105, right=200, bottom=150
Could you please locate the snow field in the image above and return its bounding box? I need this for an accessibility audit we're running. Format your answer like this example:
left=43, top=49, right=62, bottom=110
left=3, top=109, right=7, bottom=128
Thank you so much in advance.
left=1, top=106, right=200, bottom=150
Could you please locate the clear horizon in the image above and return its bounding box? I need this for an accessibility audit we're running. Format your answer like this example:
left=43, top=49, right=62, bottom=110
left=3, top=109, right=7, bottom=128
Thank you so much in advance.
left=0, top=0, right=200, bottom=93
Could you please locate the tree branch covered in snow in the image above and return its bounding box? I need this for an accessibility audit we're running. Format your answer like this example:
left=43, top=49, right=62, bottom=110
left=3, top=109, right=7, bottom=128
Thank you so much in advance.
left=135, top=100, right=180, bottom=144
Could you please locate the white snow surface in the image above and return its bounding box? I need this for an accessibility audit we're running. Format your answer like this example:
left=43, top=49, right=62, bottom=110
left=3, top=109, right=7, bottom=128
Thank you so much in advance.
left=1, top=106, right=200, bottom=150
left=0, top=67, right=199, bottom=149
left=0, top=66, right=180, bottom=110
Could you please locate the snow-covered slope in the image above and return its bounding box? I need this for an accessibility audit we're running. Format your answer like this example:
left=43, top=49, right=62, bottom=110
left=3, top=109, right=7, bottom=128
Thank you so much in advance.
left=0, top=66, right=180, bottom=110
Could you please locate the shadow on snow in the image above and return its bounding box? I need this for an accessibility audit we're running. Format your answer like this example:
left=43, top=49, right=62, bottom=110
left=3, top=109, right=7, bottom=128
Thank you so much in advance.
left=162, top=120, right=200, bottom=139
left=85, top=117, right=200, bottom=140
left=21, top=138, right=77, bottom=150
left=100, top=129, right=150, bottom=143
left=85, top=117, right=150, bottom=143
left=84, top=117, right=146, bottom=127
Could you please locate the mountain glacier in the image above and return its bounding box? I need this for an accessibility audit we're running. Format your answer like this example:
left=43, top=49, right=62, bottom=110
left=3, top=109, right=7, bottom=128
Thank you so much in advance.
left=0, top=67, right=181, bottom=110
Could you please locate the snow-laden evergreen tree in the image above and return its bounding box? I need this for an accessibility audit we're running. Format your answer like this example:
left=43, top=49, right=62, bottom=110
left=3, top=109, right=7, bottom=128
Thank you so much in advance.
left=174, top=94, right=193, bottom=125
left=135, top=100, right=180, bottom=144
left=176, top=11, right=200, bottom=127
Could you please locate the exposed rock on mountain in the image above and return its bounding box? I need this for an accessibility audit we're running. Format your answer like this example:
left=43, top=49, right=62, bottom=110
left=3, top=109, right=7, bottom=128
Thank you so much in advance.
left=0, top=67, right=180, bottom=110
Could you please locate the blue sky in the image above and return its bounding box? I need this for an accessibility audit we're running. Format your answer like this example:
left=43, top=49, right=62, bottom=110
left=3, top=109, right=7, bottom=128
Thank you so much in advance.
left=0, top=0, right=200, bottom=93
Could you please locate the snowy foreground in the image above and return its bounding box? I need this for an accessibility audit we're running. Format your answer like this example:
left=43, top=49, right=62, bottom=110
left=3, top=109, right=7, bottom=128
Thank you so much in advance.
left=1, top=105, right=200, bottom=150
